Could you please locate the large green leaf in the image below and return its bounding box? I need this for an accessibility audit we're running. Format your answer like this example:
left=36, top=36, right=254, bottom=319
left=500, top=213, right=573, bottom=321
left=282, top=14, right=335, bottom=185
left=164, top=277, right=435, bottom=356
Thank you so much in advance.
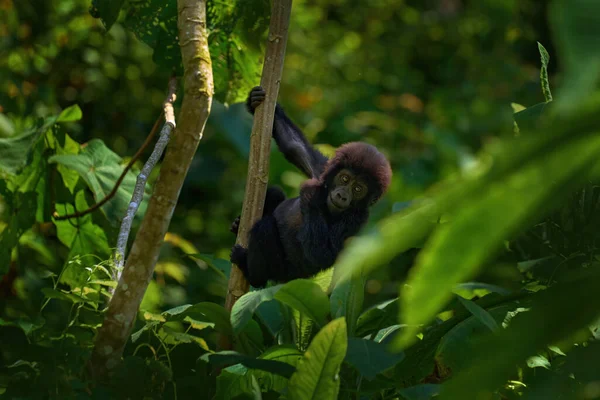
left=254, top=345, right=303, bottom=393
left=397, top=134, right=600, bottom=347
left=214, top=364, right=260, bottom=400
left=330, top=275, right=365, bottom=336
left=201, top=350, right=295, bottom=378
left=288, top=318, right=348, bottom=400
left=274, top=279, right=330, bottom=328
left=231, top=285, right=282, bottom=335
left=439, top=270, right=600, bottom=399
left=550, top=0, right=600, bottom=111
left=345, top=338, right=405, bottom=380
left=54, top=191, right=110, bottom=286
left=355, top=299, right=399, bottom=338
left=49, top=139, right=150, bottom=224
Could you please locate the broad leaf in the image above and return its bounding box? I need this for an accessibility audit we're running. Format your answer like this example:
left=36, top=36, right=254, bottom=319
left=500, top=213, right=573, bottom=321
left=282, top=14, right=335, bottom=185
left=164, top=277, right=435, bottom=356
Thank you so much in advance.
left=457, top=296, right=499, bottom=332
left=398, top=134, right=600, bottom=347
left=288, top=318, right=348, bottom=400
left=54, top=191, right=110, bottom=286
left=440, top=270, right=600, bottom=399
left=49, top=139, right=150, bottom=223
left=253, top=345, right=303, bottom=393
left=274, top=279, right=330, bottom=328
left=330, top=275, right=365, bottom=336
left=201, top=350, right=295, bottom=378
left=231, top=285, right=282, bottom=335
left=345, top=338, right=404, bottom=380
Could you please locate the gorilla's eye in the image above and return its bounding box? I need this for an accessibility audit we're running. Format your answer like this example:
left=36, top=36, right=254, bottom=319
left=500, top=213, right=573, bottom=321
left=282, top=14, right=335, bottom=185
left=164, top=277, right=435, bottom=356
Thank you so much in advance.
left=354, top=186, right=362, bottom=193
left=341, top=174, right=349, bottom=183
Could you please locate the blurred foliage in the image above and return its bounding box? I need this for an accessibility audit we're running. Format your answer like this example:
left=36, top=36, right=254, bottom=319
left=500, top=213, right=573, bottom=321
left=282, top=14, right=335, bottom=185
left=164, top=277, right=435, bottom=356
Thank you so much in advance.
left=1, top=0, right=600, bottom=399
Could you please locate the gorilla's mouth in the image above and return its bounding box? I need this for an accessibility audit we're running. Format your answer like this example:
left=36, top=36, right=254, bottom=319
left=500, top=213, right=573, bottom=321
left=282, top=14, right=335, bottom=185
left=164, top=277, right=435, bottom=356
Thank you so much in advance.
left=327, top=193, right=346, bottom=212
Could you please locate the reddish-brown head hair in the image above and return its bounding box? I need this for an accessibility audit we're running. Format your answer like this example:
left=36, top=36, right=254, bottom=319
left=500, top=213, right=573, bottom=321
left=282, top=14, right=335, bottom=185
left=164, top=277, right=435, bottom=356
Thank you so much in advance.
left=320, top=142, right=392, bottom=203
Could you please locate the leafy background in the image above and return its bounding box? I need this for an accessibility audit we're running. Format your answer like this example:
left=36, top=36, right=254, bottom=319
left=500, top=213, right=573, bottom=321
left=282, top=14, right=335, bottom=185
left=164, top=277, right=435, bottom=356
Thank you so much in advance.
left=1, top=0, right=600, bottom=399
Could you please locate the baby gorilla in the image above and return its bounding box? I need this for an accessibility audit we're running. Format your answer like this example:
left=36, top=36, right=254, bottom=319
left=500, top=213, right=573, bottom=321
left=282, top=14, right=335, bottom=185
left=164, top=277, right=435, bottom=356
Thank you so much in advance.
left=230, top=87, right=392, bottom=288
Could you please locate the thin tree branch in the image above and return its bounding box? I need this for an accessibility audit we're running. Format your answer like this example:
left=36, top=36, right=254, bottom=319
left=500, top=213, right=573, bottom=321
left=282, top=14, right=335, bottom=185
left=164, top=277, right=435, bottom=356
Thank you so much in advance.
left=90, top=0, right=213, bottom=379
left=224, top=0, right=292, bottom=311
left=113, top=77, right=178, bottom=278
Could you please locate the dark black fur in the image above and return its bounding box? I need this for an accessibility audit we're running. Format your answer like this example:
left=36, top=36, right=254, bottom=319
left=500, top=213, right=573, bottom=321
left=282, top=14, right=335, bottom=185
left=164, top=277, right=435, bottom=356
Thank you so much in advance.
left=231, top=87, right=392, bottom=288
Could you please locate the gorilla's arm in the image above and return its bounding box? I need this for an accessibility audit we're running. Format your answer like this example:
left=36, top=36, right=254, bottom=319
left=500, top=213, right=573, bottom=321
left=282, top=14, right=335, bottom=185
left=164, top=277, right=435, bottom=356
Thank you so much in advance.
left=247, top=87, right=328, bottom=179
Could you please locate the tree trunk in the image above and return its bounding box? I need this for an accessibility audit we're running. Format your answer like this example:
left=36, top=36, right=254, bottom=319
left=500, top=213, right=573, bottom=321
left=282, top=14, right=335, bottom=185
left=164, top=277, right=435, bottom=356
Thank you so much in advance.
left=89, top=0, right=213, bottom=379
left=224, top=0, right=293, bottom=314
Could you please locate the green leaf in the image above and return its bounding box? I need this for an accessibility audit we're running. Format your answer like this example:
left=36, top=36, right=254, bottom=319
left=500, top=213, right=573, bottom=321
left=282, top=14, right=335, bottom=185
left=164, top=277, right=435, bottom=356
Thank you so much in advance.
left=211, top=34, right=262, bottom=104
left=345, top=338, right=404, bottom=380
left=57, top=105, right=83, bottom=122
left=274, top=279, right=330, bottom=328
left=90, top=0, right=125, bottom=31
left=457, top=296, right=499, bottom=332
left=0, top=189, right=36, bottom=274
left=537, top=42, right=553, bottom=102
left=398, top=384, right=441, bottom=400
left=253, top=345, right=303, bottom=393
left=355, top=299, right=399, bottom=338
left=121, top=0, right=180, bottom=73
left=439, top=270, right=600, bottom=399
left=550, top=0, right=600, bottom=111
left=54, top=191, right=110, bottom=286
left=288, top=318, right=348, bottom=400
left=201, top=351, right=296, bottom=378
left=0, top=113, right=15, bottom=137
left=176, top=302, right=232, bottom=335
left=231, top=285, right=282, bottom=335
left=526, top=355, right=551, bottom=369
left=55, top=133, right=80, bottom=194
left=513, top=102, right=549, bottom=132
left=397, top=134, right=600, bottom=347
left=330, top=275, right=365, bottom=336
left=0, top=121, right=48, bottom=176
left=434, top=302, right=524, bottom=378
left=49, top=139, right=150, bottom=223
left=214, top=364, right=259, bottom=400
left=41, top=288, right=92, bottom=304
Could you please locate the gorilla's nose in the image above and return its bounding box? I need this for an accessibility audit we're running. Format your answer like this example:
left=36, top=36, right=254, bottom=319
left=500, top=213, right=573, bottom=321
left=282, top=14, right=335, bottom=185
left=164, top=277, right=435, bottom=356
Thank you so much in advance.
left=336, top=191, right=349, bottom=205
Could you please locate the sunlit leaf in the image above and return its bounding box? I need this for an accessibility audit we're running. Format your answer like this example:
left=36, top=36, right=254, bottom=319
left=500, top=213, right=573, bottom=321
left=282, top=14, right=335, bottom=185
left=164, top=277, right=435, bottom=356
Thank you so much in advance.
left=274, top=279, right=330, bottom=328
left=49, top=139, right=150, bottom=224
left=288, top=318, right=347, bottom=400
left=398, top=134, right=600, bottom=347
left=231, top=285, right=282, bottom=335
